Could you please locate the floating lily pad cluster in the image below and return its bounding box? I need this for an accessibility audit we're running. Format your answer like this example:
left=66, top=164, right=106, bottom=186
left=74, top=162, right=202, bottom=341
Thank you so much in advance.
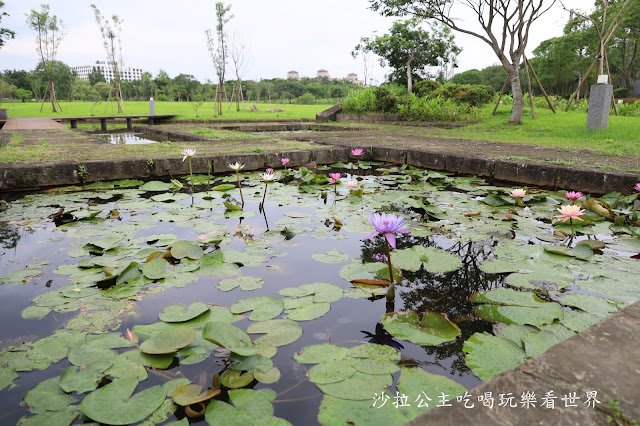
left=0, top=163, right=638, bottom=425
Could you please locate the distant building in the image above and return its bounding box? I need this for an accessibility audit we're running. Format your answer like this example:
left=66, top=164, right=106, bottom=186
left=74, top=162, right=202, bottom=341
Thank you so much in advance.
left=72, top=61, right=144, bottom=83
left=316, top=69, right=330, bottom=79
left=287, top=70, right=300, bottom=79
left=346, top=73, right=365, bottom=87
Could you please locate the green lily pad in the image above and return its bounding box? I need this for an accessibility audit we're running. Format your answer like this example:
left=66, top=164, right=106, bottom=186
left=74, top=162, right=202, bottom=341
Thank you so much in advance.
left=316, top=371, right=393, bottom=401
left=142, top=258, right=169, bottom=280
left=202, top=322, right=259, bottom=356
left=293, top=344, right=350, bottom=364
left=522, top=330, right=560, bottom=358
left=318, top=394, right=406, bottom=425
left=392, top=246, right=463, bottom=273
left=381, top=310, right=460, bottom=346
left=560, top=310, right=602, bottom=332
left=463, top=332, right=527, bottom=381
left=308, top=360, right=357, bottom=384
left=230, top=296, right=284, bottom=321
left=81, top=378, right=166, bottom=425
left=23, top=377, right=77, bottom=414
left=58, top=361, right=112, bottom=394
left=159, top=302, right=209, bottom=323
left=121, top=349, right=175, bottom=370
left=556, top=294, right=622, bottom=317
left=345, top=343, right=401, bottom=362
left=505, top=268, right=574, bottom=290
left=339, top=262, right=401, bottom=282
left=483, top=194, right=508, bottom=206
left=396, top=366, right=466, bottom=419
left=312, top=250, right=350, bottom=263
left=139, top=181, right=175, bottom=191
left=247, top=319, right=303, bottom=347
left=21, top=306, right=51, bottom=320
left=139, top=327, right=195, bottom=355
left=212, top=184, right=236, bottom=191
left=205, top=389, right=288, bottom=425
left=197, top=251, right=241, bottom=276
left=221, top=370, right=255, bottom=389
left=351, top=359, right=400, bottom=375
left=280, top=282, right=343, bottom=303
left=172, top=384, right=220, bottom=406
left=471, top=288, right=565, bottom=326
left=217, top=276, right=264, bottom=292
left=170, top=240, right=204, bottom=260
left=287, top=302, right=331, bottom=321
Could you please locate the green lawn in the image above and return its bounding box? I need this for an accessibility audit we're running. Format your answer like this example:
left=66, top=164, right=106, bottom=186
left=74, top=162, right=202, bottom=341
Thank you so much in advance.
left=0, top=100, right=334, bottom=120
left=420, top=105, right=640, bottom=157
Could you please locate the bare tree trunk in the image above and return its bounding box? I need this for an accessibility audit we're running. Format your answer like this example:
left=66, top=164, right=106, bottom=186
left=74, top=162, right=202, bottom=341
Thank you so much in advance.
left=406, top=52, right=414, bottom=96
left=49, top=80, right=58, bottom=112
left=509, top=71, right=525, bottom=124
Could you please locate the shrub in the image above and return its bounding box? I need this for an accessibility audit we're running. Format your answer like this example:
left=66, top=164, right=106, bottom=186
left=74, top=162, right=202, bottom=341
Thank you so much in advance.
left=374, top=86, right=398, bottom=113
left=339, top=88, right=376, bottom=113
left=397, top=93, right=478, bottom=122
left=429, top=83, right=495, bottom=107
left=613, top=87, right=629, bottom=98
left=414, top=80, right=440, bottom=97
left=294, top=93, right=316, bottom=104
left=617, top=100, right=640, bottom=117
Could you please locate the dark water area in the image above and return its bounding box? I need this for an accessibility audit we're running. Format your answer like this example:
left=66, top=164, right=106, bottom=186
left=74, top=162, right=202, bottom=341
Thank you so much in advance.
left=94, top=132, right=160, bottom=145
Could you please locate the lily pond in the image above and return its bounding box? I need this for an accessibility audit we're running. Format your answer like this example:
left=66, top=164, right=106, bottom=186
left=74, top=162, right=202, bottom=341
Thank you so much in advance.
left=1, top=162, right=639, bottom=425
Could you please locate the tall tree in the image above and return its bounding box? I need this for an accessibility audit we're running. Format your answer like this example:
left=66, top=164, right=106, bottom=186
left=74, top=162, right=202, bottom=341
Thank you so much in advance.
left=26, top=4, right=64, bottom=112
left=205, top=2, right=232, bottom=116
left=369, top=0, right=557, bottom=123
left=90, top=4, right=126, bottom=113
left=531, top=36, right=579, bottom=96
left=229, top=32, right=250, bottom=111
left=0, top=1, right=15, bottom=49
left=354, top=19, right=459, bottom=95
left=88, top=66, right=106, bottom=86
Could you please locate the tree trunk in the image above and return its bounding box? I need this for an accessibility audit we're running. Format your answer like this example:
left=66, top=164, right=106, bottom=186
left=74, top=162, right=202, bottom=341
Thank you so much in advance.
left=509, top=71, right=524, bottom=124
left=49, top=79, right=58, bottom=113
left=406, top=58, right=413, bottom=96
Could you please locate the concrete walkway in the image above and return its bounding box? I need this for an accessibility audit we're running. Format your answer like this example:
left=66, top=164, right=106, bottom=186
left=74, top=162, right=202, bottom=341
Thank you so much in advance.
left=2, top=117, right=67, bottom=130
left=410, top=301, right=640, bottom=425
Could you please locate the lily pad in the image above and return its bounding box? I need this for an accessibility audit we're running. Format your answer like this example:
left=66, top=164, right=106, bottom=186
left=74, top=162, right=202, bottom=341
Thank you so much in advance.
left=139, top=327, right=195, bottom=355
left=142, top=258, right=169, bottom=280
left=58, top=361, right=112, bottom=394
left=280, top=282, right=343, bottom=303
left=221, top=370, right=255, bottom=389
left=392, top=246, right=463, bottom=273
left=287, top=302, right=331, bottom=321
left=81, top=378, right=166, bottom=425
left=197, top=251, right=241, bottom=277
left=345, top=343, right=401, bottom=362
left=159, top=302, right=209, bottom=323
left=381, top=310, right=461, bottom=346
left=308, top=360, right=357, bottom=384
left=318, top=394, right=406, bottom=425
left=202, top=322, right=259, bottom=356
left=230, top=296, right=284, bottom=321
left=471, top=288, right=564, bottom=326
left=254, top=367, right=281, bottom=384
left=293, top=344, right=349, bottom=364
left=312, top=250, right=350, bottom=264
left=463, top=332, right=527, bottom=381
left=556, top=294, right=622, bottom=317
left=247, top=319, right=303, bottom=347
left=172, top=384, right=220, bottom=406
left=139, top=181, right=175, bottom=191
left=316, top=371, right=393, bottom=401
left=522, top=330, right=560, bottom=358
left=170, top=240, right=204, bottom=260
left=217, top=276, right=264, bottom=292
left=23, top=377, right=77, bottom=414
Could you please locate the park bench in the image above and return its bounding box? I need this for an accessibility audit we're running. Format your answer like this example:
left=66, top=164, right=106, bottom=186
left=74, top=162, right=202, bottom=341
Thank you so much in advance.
left=52, top=114, right=176, bottom=131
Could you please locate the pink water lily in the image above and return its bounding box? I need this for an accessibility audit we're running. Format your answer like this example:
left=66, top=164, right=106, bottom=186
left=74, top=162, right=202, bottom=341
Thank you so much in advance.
left=281, top=158, right=290, bottom=165
left=266, top=168, right=274, bottom=173
left=510, top=188, right=526, bottom=198
left=351, top=148, right=364, bottom=156
left=635, top=183, right=640, bottom=192
left=555, top=205, right=586, bottom=222
left=565, top=191, right=584, bottom=200
left=364, top=212, right=410, bottom=249
left=329, top=173, right=341, bottom=181
left=346, top=181, right=358, bottom=189
left=181, top=149, right=196, bottom=162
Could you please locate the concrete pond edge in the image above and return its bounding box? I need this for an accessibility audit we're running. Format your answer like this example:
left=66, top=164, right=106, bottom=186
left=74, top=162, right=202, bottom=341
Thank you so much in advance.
left=1, top=145, right=638, bottom=194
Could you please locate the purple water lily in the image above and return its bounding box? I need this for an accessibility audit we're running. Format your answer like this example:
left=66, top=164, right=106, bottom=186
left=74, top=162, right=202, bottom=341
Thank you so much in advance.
left=364, top=212, right=410, bottom=249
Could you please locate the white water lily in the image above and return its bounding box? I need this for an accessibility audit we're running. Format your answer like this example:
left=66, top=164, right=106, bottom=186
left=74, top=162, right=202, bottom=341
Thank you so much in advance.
left=261, top=172, right=277, bottom=182
left=228, top=162, right=245, bottom=171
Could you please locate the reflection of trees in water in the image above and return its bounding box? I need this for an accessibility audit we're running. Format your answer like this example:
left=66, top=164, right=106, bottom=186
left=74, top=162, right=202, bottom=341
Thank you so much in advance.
left=360, top=235, right=506, bottom=376
left=0, top=223, right=32, bottom=250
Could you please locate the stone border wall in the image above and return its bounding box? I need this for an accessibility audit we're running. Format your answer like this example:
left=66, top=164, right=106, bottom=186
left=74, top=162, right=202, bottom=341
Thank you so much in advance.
left=336, top=113, right=403, bottom=123
left=1, top=146, right=638, bottom=194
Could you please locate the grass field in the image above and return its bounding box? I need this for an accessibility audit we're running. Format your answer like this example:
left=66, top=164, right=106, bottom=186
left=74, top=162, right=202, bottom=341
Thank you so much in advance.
left=417, top=105, right=640, bottom=157
left=0, top=100, right=333, bottom=120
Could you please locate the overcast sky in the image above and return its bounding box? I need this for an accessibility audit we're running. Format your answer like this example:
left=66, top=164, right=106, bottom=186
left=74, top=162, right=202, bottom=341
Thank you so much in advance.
left=1, top=0, right=594, bottom=83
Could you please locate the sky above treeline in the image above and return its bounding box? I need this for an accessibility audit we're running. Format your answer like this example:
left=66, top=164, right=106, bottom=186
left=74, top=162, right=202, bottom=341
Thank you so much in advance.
left=1, top=0, right=594, bottom=83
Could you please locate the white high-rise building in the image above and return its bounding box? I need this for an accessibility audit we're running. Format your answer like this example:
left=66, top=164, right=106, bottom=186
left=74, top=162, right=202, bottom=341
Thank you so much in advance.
left=72, top=61, right=144, bottom=83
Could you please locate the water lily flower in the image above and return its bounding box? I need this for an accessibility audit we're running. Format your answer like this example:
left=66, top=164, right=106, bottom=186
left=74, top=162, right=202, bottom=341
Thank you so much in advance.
left=229, top=163, right=245, bottom=206
left=635, top=183, right=640, bottom=192
left=181, top=149, right=197, bottom=193
left=364, top=212, right=410, bottom=249
left=351, top=148, right=364, bottom=156
left=181, top=149, right=196, bottom=162
left=565, top=191, right=583, bottom=200
left=346, top=181, right=358, bottom=189
left=228, top=162, right=244, bottom=171
left=266, top=168, right=274, bottom=173
left=374, top=253, right=385, bottom=262
left=281, top=158, right=290, bottom=165
left=262, top=172, right=277, bottom=182
left=510, top=188, right=526, bottom=198
left=555, top=204, right=586, bottom=222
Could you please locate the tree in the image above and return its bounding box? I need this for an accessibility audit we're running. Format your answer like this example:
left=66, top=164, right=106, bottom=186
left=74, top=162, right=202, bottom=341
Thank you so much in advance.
left=90, top=4, right=126, bottom=113
left=354, top=19, right=459, bottom=95
left=531, top=36, right=579, bottom=96
left=205, top=3, right=232, bottom=116
left=33, top=60, right=75, bottom=101
left=71, top=78, right=99, bottom=101
left=26, top=4, right=64, bottom=112
left=15, top=88, right=33, bottom=102
left=0, top=1, right=15, bottom=49
left=229, top=32, right=250, bottom=111
left=88, top=66, right=106, bottom=85
left=94, top=82, right=111, bottom=100
left=1, top=69, right=31, bottom=91
left=369, top=0, right=557, bottom=123
left=452, top=69, right=484, bottom=85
